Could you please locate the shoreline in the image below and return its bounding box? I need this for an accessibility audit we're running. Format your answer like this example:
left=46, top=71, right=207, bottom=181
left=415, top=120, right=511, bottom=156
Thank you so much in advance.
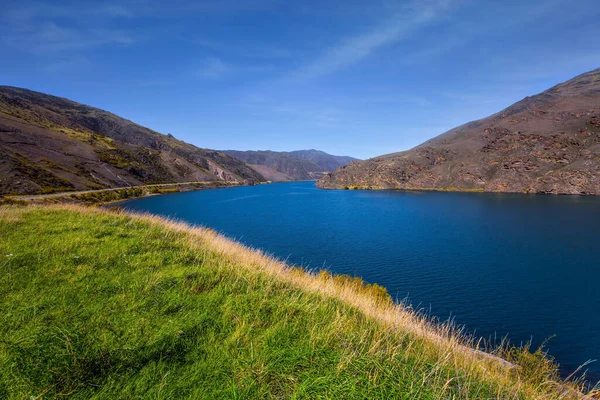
left=316, top=183, right=597, bottom=196
left=0, top=203, right=588, bottom=398
left=2, top=180, right=253, bottom=206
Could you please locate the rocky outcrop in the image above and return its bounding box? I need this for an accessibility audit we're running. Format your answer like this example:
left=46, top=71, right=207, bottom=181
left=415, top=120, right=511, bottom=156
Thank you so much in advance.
left=318, top=68, right=600, bottom=195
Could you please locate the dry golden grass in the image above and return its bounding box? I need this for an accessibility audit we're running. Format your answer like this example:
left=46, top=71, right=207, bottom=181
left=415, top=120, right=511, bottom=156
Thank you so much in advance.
left=0, top=204, right=592, bottom=399
left=125, top=209, right=589, bottom=399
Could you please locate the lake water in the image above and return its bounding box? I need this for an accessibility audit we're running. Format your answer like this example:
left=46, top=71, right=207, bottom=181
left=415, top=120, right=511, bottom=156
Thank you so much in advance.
left=122, top=181, right=600, bottom=384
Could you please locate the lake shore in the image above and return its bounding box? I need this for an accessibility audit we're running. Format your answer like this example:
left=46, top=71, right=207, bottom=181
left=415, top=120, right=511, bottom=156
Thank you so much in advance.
left=121, top=181, right=600, bottom=384
left=1, top=181, right=250, bottom=207
left=0, top=203, right=588, bottom=398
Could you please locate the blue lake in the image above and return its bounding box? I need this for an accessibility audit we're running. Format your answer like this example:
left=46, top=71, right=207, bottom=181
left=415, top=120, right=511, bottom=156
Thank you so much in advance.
left=122, top=181, right=600, bottom=383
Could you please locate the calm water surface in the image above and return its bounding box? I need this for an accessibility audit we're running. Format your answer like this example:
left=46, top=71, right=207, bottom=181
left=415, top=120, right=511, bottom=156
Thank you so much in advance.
left=123, top=181, right=600, bottom=383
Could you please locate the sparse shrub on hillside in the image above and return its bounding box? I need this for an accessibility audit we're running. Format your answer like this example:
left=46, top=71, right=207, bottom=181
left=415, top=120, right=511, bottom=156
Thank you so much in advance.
left=69, top=187, right=145, bottom=205
left=148, top=187, right=180, bottom=194
left=505, top=341, right=560, bottom=385
left=0, top=197, right=27, bottom=206
left=96, top=149, right=133, bottom=169
left=8, top=153, right=76, bottom=193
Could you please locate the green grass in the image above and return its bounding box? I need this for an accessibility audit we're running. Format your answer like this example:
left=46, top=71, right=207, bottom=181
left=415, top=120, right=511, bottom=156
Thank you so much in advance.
left=0, top=205, right=585, bottom=399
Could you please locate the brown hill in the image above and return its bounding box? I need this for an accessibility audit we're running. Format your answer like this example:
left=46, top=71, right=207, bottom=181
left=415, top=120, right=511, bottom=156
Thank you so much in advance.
left=287, top=149, right=358, bottom=172
left=0, top=86, right=264, bottom=195
left=318, top=68, right=600, bottom=195
left=223, top=149, right=358, bottom=181
left=245, top=164, right=294, bottom=182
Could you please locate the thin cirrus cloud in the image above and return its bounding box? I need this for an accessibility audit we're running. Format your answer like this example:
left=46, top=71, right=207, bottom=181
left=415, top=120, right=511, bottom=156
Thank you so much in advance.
left=390, top=0, right=592, bottom=72
left=195, top=57, right=275, bottom=80
left=195, top=57, right=233, bottom=79
left=360, top=94, right=432, bottom=107
left=42, top=56, right=92, bottom=74
left=0, top=1, right=140, bottom=55
left=191, top=38, right=293, bottom=60
left=283, top=0, right=456, bottom=82
left=3, top=22, right=135, bottom=53
left=0, top=0, right=261, bottom=21
left=1, top=2, right=135, bottom=21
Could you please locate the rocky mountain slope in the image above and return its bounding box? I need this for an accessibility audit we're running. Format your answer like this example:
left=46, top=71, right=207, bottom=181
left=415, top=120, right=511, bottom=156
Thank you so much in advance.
left=0, top=86, right=264, bottom=195
left=223, top=149, right=358, bottom=181
left=287, top=149, right=358, bottom=172
left=318, top=68, right=600, bottom=195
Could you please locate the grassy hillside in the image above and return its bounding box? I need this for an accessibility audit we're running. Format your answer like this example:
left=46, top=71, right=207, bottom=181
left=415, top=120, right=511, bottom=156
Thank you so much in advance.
left=0, top=206, right=586, bottom=399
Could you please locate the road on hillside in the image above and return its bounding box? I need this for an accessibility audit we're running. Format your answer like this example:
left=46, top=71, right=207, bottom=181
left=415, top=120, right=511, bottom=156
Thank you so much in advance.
left=13, top=181, right=238, bottom=201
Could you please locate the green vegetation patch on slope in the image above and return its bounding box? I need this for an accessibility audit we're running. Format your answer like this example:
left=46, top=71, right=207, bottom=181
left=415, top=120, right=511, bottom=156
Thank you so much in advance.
left=8, top=153, right=76, bottom=194
left=0, top=206, right=585, bottom=399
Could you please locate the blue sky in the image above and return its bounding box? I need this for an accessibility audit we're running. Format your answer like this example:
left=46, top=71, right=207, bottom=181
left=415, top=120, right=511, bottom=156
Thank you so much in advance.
left=2, top=0, right=599, bottom=159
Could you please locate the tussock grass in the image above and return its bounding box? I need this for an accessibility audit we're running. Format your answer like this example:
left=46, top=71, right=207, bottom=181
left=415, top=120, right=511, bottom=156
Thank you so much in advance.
left=0, top=205, right=590, bottom=399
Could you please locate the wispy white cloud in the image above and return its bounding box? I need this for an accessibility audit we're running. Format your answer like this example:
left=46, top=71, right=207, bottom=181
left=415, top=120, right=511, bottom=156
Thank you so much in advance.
left=190, top=38, right=293, bottom=60
left=3, top=22, right=135, bottom=53
left=359, top=94, right=432, bottom=107
left=195, top=57, right=274, bottom=80
left=292, top=0, right=397, bottom=18
left=389, top=0, right=597, bottom=70
left=195, top=57, right=233, bottom=79
left=135, top=79, right=174, bottom=88
left=226, top=93, right=346, bottom=128
left=284, top=0, right=456, bottom=82
left=272, top=105, right=344, bottom=128
left=2, top=2, right=135, bottom=21
left=1, top=1, right=137, bottom=54
left=92, top=0, right=279, bottom=18
left=1, top=0, right=277, bottom=21
left=42, top=56, right=92, bottom=73
left=314, top=108, right=343, bottom=126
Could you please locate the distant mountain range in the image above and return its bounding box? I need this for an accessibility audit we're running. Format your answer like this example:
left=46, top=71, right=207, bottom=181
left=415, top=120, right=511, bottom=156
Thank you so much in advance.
left=223, top=149, right=358, bottom=181
left=319, top=68, right=600, bottom=195
left=0, top=86, right=357, bottom=195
